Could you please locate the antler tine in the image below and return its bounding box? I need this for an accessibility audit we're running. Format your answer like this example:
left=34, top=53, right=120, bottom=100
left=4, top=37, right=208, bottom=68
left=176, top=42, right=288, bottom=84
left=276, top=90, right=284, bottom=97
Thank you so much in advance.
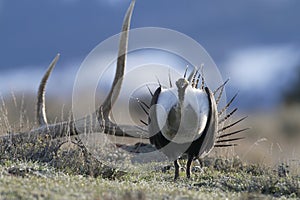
left=99, top=0, right=136, bottom=121
left=37, top=54, right=60, bottom=126
left=0, top=0, right=151, bottom=146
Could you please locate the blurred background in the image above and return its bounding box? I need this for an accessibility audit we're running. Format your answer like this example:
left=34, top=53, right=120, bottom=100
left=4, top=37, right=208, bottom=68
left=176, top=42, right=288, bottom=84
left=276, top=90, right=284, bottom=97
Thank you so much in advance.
left=0, top=0, right=299, bottom=171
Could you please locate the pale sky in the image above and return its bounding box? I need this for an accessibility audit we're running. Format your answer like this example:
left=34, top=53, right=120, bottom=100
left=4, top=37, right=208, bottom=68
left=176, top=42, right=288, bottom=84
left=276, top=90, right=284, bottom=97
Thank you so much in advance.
left=0, top=0, right=299, bottom=110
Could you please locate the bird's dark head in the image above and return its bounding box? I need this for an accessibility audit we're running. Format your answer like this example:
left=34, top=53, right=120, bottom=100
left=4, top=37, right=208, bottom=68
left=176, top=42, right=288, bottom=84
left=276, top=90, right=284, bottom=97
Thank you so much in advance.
left=176, top=78, right=189, bottom=105
left=175, top=78, right=189, bottom=90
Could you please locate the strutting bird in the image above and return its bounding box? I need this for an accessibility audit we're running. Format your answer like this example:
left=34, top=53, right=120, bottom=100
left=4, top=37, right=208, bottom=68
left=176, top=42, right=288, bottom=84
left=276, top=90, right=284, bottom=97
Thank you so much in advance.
left=137, top=68, right=248, bottom=180
left=26, top=0, right=248, bottom=180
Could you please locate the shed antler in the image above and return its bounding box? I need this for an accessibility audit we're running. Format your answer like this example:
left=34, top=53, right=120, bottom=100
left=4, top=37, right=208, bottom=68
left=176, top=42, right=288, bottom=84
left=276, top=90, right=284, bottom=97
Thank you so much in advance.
left=98, top=0, right=136, bottom=134
left=37, top=54, right=60, bottom=126
left=100, top=0, right=134, bottom=121
left=0, top=0, right=147, bottom=145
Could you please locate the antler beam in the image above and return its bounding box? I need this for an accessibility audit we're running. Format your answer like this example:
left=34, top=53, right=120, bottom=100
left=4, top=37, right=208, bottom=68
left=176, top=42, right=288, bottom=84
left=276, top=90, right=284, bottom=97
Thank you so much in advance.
left=0, top=0, right=148, bottom=147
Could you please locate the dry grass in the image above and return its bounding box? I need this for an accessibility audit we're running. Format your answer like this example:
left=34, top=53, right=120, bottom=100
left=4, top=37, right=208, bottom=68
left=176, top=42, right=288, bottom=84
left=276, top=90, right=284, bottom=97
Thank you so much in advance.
left=0, top=93, right=299, bottom=199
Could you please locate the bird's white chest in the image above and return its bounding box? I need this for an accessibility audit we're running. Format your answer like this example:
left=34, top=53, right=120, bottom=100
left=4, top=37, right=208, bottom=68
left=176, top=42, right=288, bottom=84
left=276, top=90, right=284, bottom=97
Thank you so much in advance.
left=155, top=86, right=210, bottom=143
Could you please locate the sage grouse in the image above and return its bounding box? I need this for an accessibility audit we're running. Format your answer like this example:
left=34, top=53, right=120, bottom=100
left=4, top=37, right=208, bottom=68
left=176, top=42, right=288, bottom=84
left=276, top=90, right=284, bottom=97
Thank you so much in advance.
left=138, top=68, right=248, bottom=180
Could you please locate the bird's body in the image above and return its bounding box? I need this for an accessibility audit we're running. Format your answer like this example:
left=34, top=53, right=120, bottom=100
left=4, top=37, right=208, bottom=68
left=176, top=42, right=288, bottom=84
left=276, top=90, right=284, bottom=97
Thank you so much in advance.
left=148, top=72, right=218, bottom=179
left=155, top=86, right=209, bottom=144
